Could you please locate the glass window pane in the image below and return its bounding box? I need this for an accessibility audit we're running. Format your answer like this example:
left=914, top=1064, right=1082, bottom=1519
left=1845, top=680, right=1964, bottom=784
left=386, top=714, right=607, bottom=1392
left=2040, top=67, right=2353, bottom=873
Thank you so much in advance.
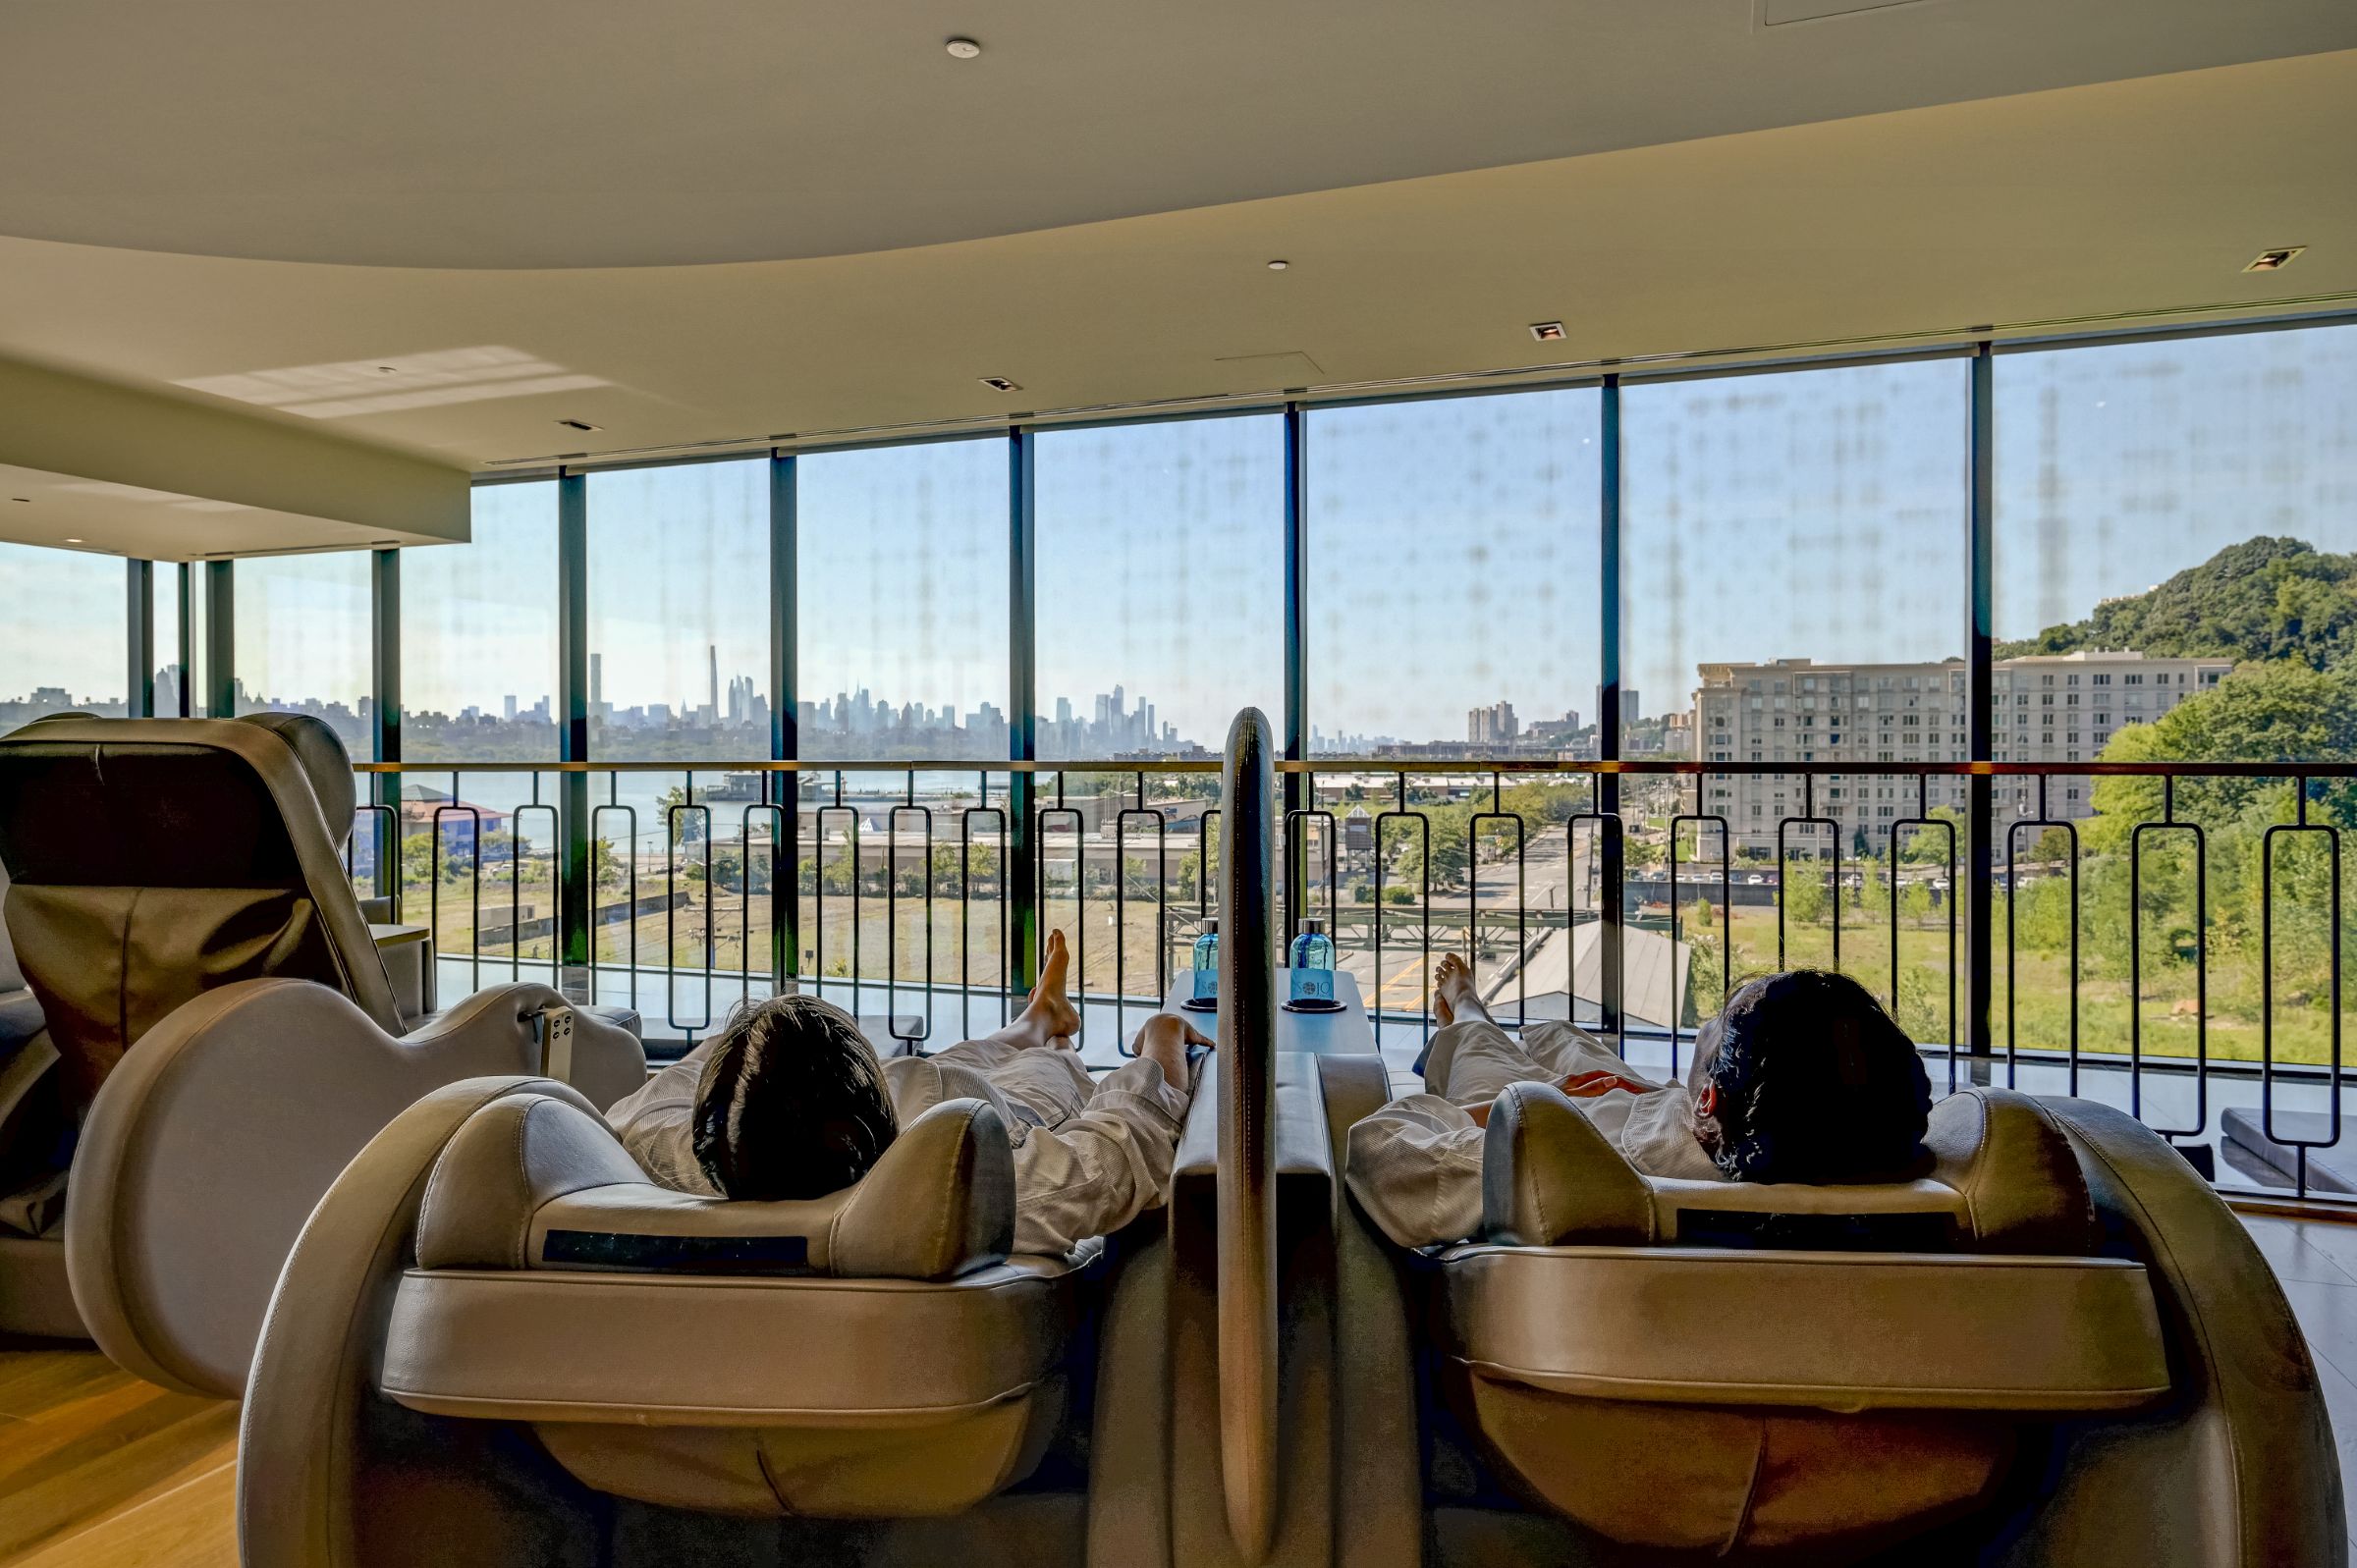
left=1310, top=389, right=1603, bottom=751
left=1623, top=360, right=1969, bottom=744
left=150, top=563, right=182, bottom=716
left=798, top=439, right=1009, bottom=762
left=232, top=552, right=373, bottom=753
left=0, top=543, right=127, bottom=732
left=188, top=567, right=210, bottom=717
left=1036, top=416, right=1282, bottom=759
left=404, top=481, right=560, bottom=762
left=1994, top=326, right=2357, bottom=757
left=586, top=460, right=769, bottom=762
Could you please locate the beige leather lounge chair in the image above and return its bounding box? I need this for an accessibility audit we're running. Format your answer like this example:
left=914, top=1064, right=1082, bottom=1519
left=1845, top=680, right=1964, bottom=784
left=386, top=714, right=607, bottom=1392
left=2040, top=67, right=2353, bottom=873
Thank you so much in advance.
left=240, top=1074, right=1103, bottom=1567
left=1398, top=1081, right=2346, bottom=1566
left=0, top=714, right=646, bottom=1393
left=0, top=855, right=78, bottom=1336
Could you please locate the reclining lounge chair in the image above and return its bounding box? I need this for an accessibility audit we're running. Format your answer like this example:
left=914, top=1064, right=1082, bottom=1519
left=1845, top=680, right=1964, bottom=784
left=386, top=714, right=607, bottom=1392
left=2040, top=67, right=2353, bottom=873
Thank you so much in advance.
left=240, top=1074, right=1107, bottom=1567
left=0, top=714, right=646, bottom=1394
left=1395, top=1081, right=2346, bottom=1565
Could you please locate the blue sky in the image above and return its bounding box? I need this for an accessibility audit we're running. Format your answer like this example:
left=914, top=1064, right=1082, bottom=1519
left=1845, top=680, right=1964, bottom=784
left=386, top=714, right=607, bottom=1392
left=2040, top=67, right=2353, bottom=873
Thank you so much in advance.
left=7, top=322, right=2355, bottom=742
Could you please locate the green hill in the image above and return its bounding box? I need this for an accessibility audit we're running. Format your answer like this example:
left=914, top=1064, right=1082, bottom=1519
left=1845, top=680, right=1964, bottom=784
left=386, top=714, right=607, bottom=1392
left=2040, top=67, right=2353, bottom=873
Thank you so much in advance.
left=1997, top=535, right=2357, bottom=670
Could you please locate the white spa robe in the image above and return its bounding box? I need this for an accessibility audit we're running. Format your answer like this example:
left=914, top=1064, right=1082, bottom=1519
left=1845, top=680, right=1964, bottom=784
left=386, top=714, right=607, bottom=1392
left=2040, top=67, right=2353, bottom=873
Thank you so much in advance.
left=1344, top=1015, right=1725, bottom=1250
left=607, top=1032, right=1193, bottom=1258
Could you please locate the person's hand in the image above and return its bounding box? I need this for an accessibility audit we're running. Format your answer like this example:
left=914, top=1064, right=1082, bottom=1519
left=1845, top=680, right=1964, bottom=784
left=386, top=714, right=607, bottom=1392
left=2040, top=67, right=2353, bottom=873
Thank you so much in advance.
left=1133, top=1013, right=1213, bottom=1082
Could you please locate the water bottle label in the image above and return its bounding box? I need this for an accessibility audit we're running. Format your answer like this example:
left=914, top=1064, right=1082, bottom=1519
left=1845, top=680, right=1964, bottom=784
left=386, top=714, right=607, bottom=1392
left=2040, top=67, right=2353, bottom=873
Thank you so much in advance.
left=1290, top=965, right=1334, bottom=1002
left=1193, top=966, right=1219, bottom=1001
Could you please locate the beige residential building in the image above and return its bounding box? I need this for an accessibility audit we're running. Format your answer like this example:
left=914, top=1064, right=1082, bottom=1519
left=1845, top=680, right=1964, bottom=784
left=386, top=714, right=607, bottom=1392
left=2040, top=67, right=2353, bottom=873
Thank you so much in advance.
left=1691, top=651, right=2232, bottom=856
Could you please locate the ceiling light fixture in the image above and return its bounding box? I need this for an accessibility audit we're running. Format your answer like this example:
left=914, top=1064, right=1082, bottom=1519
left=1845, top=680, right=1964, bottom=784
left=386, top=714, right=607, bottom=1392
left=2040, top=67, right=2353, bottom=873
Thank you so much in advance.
left=946, top=36, right=982, bottom=59
left=64, top=537, right=82, bottom=544
left=1267, top=259, right=1290, bottom=271
left=555, top=417, right=600, bottom=431
left=2245, top=246, right=2306, bottom=273
left=8, top=497, right=27, bottom=504
left=1529, top=321, right=1567, bottom=343
left=980, top=376, right=1022, bottom=393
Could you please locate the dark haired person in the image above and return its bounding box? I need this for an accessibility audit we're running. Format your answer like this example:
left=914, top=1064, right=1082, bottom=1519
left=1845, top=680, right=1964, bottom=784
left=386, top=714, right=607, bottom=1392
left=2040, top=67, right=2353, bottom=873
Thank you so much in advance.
left=1345, top=953, right=1933, bottom=1249
left=607, top=930, right=1211, bottom=1255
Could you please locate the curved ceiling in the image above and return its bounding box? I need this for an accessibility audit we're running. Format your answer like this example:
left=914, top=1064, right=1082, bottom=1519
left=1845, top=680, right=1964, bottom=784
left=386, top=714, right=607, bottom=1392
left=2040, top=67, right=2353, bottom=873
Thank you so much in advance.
left=2, top=0, right=2353, bottom=268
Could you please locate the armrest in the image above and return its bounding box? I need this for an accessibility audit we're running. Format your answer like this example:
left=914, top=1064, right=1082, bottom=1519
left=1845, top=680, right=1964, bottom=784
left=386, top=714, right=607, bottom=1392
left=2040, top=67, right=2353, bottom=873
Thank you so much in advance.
left=2017, top=1098, right=2347, bottom=1566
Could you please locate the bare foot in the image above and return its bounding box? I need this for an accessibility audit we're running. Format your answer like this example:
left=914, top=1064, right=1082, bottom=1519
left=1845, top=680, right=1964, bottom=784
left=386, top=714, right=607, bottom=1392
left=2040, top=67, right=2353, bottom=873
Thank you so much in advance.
left=1022, top=929, right=1082, bottom=1044
left=1434, top=953, right=1483, bottom=1026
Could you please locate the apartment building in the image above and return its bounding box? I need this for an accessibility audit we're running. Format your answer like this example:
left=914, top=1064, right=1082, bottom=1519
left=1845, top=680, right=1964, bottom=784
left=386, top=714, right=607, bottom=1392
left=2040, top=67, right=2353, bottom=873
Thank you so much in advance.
left=1692, top=651, right=2232, bottom=856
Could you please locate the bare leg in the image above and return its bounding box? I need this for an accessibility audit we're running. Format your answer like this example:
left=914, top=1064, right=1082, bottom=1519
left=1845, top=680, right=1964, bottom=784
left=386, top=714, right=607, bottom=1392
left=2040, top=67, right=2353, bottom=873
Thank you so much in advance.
left=1434, top=952, right=1492, bottom=1029
left=980, top=929, right=1082, bottom=1050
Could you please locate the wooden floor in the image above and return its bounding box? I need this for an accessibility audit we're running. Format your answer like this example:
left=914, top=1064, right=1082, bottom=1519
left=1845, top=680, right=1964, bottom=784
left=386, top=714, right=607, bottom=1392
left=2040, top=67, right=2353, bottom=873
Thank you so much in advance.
left=0, top=1346, right=237, bottom=1567
left=6, top=1214, right=2357, bottom=1565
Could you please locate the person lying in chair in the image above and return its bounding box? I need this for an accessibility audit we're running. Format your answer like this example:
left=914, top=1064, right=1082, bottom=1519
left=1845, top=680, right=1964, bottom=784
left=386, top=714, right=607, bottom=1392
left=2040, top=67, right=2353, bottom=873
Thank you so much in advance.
left=607, top=930, right=1211, bottom=1256
left=1346, top=954, right=1933, bottom=1249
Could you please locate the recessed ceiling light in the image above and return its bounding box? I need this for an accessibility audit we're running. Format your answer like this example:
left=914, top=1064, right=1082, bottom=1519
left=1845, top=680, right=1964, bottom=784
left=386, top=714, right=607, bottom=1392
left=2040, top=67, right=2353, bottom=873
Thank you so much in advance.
left=2245, top=245, right=2306, bottom=273
left=980, top=376, right=1022, bottom=393
left=946, top=36, right=982, bottom=59
left=555, top=417, right=600, bottom=431
left=64, top=537, right=82, bottom=544
left=1267, top=259, right=1290, bottom=271
left=1529, top=321, right=1567, bottom=343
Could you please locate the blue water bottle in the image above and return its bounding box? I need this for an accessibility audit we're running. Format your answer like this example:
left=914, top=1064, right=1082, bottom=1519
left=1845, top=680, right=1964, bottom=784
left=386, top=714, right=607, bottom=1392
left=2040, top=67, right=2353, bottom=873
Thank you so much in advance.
left=1189, top=917, right=1221, bottom=1005
left=1288, top=917, right=1336, bottom=1006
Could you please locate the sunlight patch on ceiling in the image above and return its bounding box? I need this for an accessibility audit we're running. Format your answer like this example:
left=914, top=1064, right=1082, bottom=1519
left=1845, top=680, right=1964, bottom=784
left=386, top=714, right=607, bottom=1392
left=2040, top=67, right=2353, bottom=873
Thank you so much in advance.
left=176, top=346, right=608, bottom=420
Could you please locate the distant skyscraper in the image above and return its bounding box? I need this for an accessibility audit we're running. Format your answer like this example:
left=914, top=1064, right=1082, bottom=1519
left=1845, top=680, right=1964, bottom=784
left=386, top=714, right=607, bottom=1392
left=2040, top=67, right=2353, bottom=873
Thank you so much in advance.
left=1467, top=701, right=1518, bottom=746
left=503, top=694, right=518, bottom=722
left=1592, top=686, right=1642, bottom=730
left=590, top=653, right=603, bottom=706
left=708, top=644, right=720, bottom=725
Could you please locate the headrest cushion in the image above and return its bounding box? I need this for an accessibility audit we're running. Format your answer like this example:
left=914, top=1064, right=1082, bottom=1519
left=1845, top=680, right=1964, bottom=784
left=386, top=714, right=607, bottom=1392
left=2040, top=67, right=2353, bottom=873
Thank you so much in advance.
left=236, top=713, right=356, bottom=850
left=1481, top=1084, right=2098, bottom=1256
left=885, top=1054, right=1018, bottom=1130
left=417, top=1092, right=1015, bottom=1282
left=1922, top=1087, right=2099, bottom=1256
left=1482, top=1082, right=1655, bottom=1248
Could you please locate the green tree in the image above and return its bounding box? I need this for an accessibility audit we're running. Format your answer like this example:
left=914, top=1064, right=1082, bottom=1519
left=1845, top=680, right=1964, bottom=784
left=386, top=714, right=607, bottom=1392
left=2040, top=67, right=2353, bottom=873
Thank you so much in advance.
left=1998, top=535, right=2357, bottom=671
left=659, top=784, right=707, bottom=846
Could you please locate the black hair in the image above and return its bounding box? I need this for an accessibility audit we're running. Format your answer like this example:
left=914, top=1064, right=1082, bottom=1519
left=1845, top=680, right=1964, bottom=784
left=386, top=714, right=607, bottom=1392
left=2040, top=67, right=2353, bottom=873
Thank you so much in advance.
left=1702, top=969, right=1932, bottom=1185
left=689, top=995, right=899, bottom=1201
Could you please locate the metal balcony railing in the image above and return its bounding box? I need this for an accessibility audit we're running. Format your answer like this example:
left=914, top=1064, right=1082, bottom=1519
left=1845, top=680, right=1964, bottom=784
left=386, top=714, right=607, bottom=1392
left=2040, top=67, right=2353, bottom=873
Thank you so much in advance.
left=345, top=753, right=2357, bottom=1204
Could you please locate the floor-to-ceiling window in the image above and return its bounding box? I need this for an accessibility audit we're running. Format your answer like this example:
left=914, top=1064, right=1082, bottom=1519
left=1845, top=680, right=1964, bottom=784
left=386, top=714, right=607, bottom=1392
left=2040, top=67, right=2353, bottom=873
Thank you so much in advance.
left=796, top=439, right=1010, bottom=1022
left=1623, top=359, right=1969, bottom=1042
left=1306, top=389, right=1605, bottom=1024
left=584, top=459, right=769, bottom=1004
left=1993, top=325, right=2357, bottom=1090
left=397, top=480, right=565, bottom=967
left=0, top=543, right=127, bottom=732
left=1033, top=414, right=1284, bottom=1002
